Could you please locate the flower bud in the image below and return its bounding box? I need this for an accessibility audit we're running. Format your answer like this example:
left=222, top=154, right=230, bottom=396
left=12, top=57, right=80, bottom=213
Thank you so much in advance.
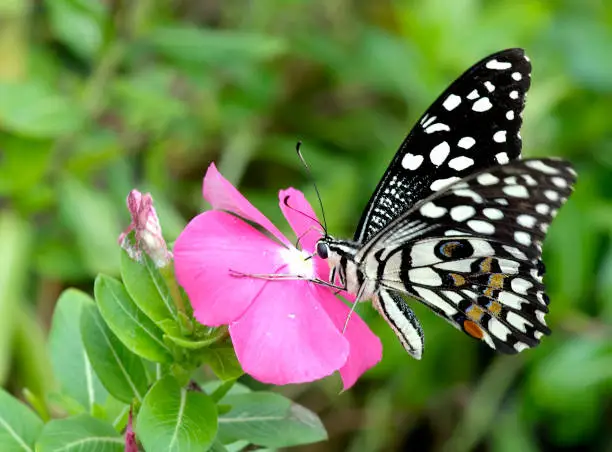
left=119, top=190, right=172, bottom=267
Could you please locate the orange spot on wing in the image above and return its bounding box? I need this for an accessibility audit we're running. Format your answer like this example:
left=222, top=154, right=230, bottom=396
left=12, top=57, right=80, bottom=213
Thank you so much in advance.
left=464, top=320, right=484, bottom=339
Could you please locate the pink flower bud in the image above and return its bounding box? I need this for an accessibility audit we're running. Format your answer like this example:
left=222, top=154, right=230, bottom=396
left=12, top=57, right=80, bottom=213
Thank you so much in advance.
left=119, top=190, right=171, bottom=267
left=124, top=408, right=138, bottom=452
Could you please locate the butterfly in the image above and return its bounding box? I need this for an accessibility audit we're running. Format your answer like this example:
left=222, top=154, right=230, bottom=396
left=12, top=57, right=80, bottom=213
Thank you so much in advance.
left=315, top=48, right=577, bottom=358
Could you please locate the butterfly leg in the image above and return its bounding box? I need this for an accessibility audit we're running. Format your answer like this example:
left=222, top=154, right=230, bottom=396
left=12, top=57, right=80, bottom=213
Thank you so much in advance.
left=341, top=283, right=368, bottom=334
left=372, top=290, right=424, bottom=359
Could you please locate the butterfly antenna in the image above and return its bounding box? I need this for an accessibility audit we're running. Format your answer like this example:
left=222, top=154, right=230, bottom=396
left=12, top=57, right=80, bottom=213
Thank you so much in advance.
left=296, top=141, right=328, bottom=234
left=282, top=196, right=324, bottom=232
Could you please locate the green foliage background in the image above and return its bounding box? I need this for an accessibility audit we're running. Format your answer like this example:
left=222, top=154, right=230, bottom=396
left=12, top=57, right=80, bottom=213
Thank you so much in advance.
left=1, top=0, right=611, bottom=450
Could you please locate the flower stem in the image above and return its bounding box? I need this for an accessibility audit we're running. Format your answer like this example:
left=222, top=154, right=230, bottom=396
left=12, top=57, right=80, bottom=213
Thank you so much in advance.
left=158, top=262, right=193, bottom=335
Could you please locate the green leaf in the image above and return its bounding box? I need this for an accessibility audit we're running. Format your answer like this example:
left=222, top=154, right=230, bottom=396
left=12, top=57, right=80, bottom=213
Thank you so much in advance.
left=0, top=388, right=44, bottom=452
left=218, top=392, right=327, bottom=448
left=0, top=134, right=52, bottom=197
left=46, top=0, right=106, bottom=60
left=120, top=248, right=180, bottom=336
left=530, top=337, right=612, bottom=411
left=0, top=81, right=84, bottom=138
left=136, top=376, right=218, bottom=452
left=148, top=27, right=286, bottom=67
left=94, top=274, right=173, bottom=363
left=80, top=301, right=148, bottom=403
left=58, top=177, right=121, bottom=276
left=48, top=289, right=108, bottom=413
left=0, top=211, right=31, bottom=386
left=201, top=344, right=244, bottom=382
left=11, top=305, right=54, bottom=418
left=36, top=414, right=123, bottom=452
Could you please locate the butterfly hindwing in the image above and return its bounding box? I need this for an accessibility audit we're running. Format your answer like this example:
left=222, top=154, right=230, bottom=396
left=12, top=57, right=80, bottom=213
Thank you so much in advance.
left=369, top=158, right=576, bottom=353
left=372, top=289, right=424, bottom=359
left=354, top=48, right=532, bottom=244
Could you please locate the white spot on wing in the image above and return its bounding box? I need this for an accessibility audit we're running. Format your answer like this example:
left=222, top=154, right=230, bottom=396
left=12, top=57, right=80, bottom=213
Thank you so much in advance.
left=419, top=202, right=447, bottom=219
left=422, top=115, right=437, bottom=128
left=443, top=94, right=461, bottom=111
left=507, top=312, right=532, bottom=333
left=484, top=81, right=495, bottom=92
left=511, top=278, right=533, bottom=295
left=544, top=190, right=559, bottom=201
left=503, top=185, right=529, bottom=198
left=502, top=245, right=527, bottom=260
left=467, top=220, right=495, bottom=234
left=515, top=342, right=530, bottom=352
left=450, top=205, right=476, bottom=222
left=499, top=292, right=526, bottom=310
left=488, top=318, right=511, bottom=341
left=509, top=90, right=519, bottom=99
left=506, top=110, right=515, bottom=120
left=426, top=123, right=451, bottom=134
left=448, top=156, right=474, bottom=171
left=472, top=97, right=493, bottom=112
left=525, top=160, right=560, bottom=175
left=455, top=189, right=483, bottom=203
left=430, top=176, right=461, bottom=191
left=430, top=141, right=451, bottom=166
left=551, top=176, right=568, bottom=188
left=514, top=231, right=531, bottom=246
left=496, top=152, right=510, bottom=164
left=477, top=173, right=499, bottom=185
left=517, top=214, right=537, bottom=228
left=511, top=72, right=522, bottom=81
left=458, top=137, right=476, bottom=149
left=493, top=130, right=507, bottom=143
left=467, top=89, right=479, bottom=100
left=483, top=208, right=503, bottom=220
left=402, top=153, right=424, bottom=170
left=486, top=59, right=512, bottom=70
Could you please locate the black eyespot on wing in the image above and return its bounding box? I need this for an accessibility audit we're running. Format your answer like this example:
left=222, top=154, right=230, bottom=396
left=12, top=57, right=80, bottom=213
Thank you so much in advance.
left=434, top=239, right=475, bottom=260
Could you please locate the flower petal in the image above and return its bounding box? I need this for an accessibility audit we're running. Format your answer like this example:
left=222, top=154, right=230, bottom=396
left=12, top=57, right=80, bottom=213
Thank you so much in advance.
left=203, top=163, right=290, bottom=246
left=278, top=188, right=332, bottom=281
left=174, top=210, right=286, bottom=326
left=314, top=286, right=382, bottom=389
left=229, top=281, right=350, bottom=385
left=278, top=188, right=323, bottom=253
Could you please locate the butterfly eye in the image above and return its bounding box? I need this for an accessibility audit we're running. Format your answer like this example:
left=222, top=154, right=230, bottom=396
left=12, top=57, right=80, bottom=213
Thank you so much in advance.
left=316, top=241, right=329, bottom=259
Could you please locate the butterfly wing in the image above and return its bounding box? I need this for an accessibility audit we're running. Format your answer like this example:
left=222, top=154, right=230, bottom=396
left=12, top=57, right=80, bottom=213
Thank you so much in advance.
left=362, top=158, right=576, bottom=353
left=354, top=48, right=532, bottom=244
left=372, top=289, right=424, bottom=359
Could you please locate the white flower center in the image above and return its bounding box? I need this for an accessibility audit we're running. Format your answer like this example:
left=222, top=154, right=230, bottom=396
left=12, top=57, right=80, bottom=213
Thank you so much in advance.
left=279, top=247, right=315, bottom=278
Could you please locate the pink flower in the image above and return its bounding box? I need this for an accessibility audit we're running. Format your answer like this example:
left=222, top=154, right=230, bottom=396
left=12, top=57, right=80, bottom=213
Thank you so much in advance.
left=173, top=163, right=382, bottom=388
left=119, top=190, right=171, bottom=267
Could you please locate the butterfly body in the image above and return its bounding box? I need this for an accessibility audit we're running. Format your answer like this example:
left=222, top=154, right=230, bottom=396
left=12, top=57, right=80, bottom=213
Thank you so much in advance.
left=316, top=49, right=576, bottom=358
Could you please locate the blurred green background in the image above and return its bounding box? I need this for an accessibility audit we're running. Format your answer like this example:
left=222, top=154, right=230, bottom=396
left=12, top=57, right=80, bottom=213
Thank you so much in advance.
left=1, top=0, right=611, bottom=451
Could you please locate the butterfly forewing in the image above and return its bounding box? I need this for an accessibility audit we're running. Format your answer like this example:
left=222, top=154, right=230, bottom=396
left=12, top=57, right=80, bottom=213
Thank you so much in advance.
left=368, top=158, right=576, bottom=353
left=354, top=48, right=532, bottom=244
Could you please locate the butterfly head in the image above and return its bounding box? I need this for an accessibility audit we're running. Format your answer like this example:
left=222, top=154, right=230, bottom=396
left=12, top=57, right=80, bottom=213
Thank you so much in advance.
left=315, top=236, right=361, bottom=291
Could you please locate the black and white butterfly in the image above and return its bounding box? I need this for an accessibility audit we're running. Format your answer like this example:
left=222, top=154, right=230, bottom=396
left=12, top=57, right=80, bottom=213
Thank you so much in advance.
left=315, top=48, right=577, bottom=358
